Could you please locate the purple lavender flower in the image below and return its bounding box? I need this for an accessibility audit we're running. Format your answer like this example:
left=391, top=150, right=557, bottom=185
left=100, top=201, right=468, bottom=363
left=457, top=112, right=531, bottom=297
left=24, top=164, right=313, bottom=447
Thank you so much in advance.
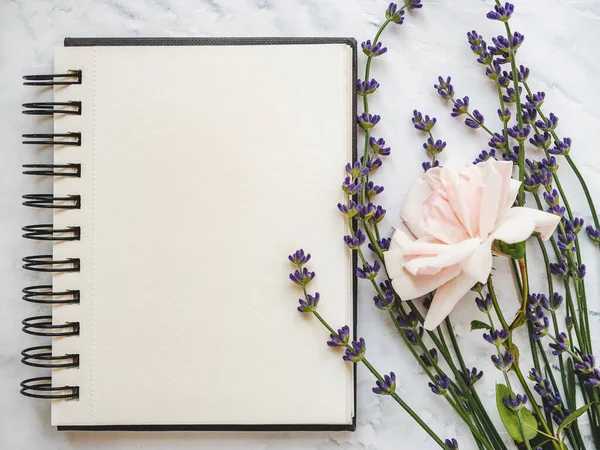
left=503, top=86, right=522, bottom=103
left=530, top=132, right=552, bottom=149
left=502, top=146, right=520, bottom=164
left=543, top=188, right=559, bottom=206
left=511, top=32, right=525, bottom=49
left=583, top=369, right=600, bottom=388
left=550, top=260, right=568, bottom=277
left=574, top=354, right=596, bottom=375
left=356, top=260, right=381, bottom=280
left=503, top=393, right=528, bottom=412
left=586, top=225, right=600, bottom=244
left=298, top=292, right=320, bottom=312
left=578, top=264, right=586, bottom=279
left=523, top=175, right=540, bottom=192
left=492, top=351, right=515, bottom=371
left=497, top=108, right=511, bottom=122
left=357, top=78, right=380, bottom=96
left=529, top=370, right=572, bottom=424
left=345, top=161, right=369, bottom=178
left=486, top=2, right=514, bottom=21
left=522, top=106, right=538, bottom=124
left=343, top=338, right=366, bottom=362
left=420, top=348, right=438, bottom=367
left=327, top=325, right=350, bottom=347
left=423, top=137, right=447, bottom=154
left=362, top=156, right=383, bottom=174
left=507, top=124, right=531, bottom=141
left=486, top=63, right=501, bottom=79
left=404, top=329, right=419, bottom=345
left=557, top=231, right=576, bottom=254
left=444, top=438, right=459, bottom=450
left=465, top=110, right=485, bottom=129
left=459, top=367, right=483, bottom=386
left=366, top=181, right=384, bottom=199
left=549, top=137, right=572, bottom=156
left=369, top=137, right=391, bottom=156
left=537, top=168, right=553, bottom=187
left=483, top=329, right=509, bottom=346
left=373, top=371, right=397, bottom=395
left=467, top=30, right=484, bottom=47
left=451, top=96, right=469, bottom=117
left=404, top=0, right=423, bottom=9
left=428, top=374, right=451, bottom=395
left=337, top=200, right=362, bottom=218
left=422, top=160, right=441, bottom=172
left=540, top=292, right=563, bottom=312
left=434, top=76, right=454, bottom=99
left=386, top=3, right=405, bottom=24
left=290, top=267, right=316, bottom=287
left=491, top=35, right=511, bottom=54
left=342, top=176, right=362, bottom=195
left=397, top=311, right=418, bottom=330
left=475, top=293, right=492, bottom=312
left=412, top=110, right=437, bottom=131
left=373, top=288, right=394, bottom=310
left=344, top=229, right=366, bottom=250
left=288, top=249, right=311, bottom=266
left=369, top=237, right=391, bottom=252
left=498, top=71, right=510, bottom=88
left=359, top=202, right=376, bottom=221
left=357, top=112, right=381, bottom=130
left=526, top=91, right=545, bottom=108
left=509, top=64, right=530, bottom=82
left=536, top=113, right=558, bottom=131
left=532, top=316, right=550, bottom=340
left=371, top=205, right=386, bottom=223
left=473, top=149, right=497, bottom=165
left=423, top=296, right=432, bottom=309
left=488, top=132, right=507, bottom=150
left=362, top=40, right=387, bottom=57
left=571, top=217, right=585, bottom=233
left=549, top=332, right=569, bottom=356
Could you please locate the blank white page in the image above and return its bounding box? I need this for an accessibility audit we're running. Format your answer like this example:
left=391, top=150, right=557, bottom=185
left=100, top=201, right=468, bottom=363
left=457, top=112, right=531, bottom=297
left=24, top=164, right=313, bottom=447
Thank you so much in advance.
left=51, top=43, right=354, bottom=427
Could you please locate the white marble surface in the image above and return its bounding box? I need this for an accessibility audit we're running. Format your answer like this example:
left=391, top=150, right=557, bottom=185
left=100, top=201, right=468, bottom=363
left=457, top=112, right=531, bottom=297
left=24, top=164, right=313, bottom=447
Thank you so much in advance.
left=1, top=0, right=599, bottom=448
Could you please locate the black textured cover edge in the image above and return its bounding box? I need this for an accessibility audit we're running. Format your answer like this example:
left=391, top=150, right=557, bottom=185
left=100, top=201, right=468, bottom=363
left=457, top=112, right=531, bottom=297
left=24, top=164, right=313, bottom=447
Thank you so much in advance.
left=58, top=36, right=358, bottom=433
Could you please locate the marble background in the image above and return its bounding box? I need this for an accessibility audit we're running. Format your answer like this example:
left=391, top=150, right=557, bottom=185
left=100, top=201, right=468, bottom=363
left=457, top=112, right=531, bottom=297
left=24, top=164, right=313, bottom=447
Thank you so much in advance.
left=1, top=0, right=599, bottom=448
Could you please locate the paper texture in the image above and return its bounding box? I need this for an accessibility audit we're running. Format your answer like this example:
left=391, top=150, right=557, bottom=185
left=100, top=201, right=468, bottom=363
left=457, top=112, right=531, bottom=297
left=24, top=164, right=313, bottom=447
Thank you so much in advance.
left=52, top=44, right=354, bottom=426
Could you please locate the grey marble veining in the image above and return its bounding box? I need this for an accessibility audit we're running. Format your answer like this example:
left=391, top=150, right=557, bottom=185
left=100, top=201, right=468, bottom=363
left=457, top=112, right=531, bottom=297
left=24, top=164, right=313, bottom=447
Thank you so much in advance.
left=1, top=0, right=599, bottom=449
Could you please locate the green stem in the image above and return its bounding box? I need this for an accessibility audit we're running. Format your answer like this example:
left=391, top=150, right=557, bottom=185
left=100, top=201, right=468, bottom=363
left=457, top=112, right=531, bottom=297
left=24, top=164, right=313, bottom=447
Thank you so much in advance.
left=311, top=310, right=447, bottom=448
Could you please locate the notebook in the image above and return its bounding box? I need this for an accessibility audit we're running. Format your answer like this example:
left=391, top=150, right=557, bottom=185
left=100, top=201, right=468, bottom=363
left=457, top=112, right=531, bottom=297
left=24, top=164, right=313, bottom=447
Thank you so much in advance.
left=20, top=37, right=357, bottom=431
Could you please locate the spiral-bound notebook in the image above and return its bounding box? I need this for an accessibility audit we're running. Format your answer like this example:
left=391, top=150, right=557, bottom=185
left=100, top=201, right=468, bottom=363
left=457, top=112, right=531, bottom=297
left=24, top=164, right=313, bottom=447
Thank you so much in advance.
left=21, top=37, right=357, bottom=431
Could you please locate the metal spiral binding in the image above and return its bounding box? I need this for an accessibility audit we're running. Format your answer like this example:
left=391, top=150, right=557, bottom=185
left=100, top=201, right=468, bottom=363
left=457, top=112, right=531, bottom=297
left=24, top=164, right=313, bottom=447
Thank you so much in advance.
left=21, top=71, right=82, bottom=401
left=22, top=133, right=81, bottom=146
left=23, top=71, right=82, bottom=86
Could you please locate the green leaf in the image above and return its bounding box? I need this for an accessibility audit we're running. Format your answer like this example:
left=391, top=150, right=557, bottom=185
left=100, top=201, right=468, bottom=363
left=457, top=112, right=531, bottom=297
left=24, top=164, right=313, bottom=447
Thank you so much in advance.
left=557, top=403, right=593, bottom=437
left=470, top=320, right=491, bottom=331
left=496, top=384, right=538, bottom=443
left=494, top=240, right=526, bottom=260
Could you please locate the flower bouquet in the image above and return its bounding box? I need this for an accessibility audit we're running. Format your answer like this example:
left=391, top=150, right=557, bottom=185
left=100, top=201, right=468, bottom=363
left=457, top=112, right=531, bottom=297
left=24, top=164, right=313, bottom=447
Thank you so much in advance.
left=287, top=2, right=599, bottom=449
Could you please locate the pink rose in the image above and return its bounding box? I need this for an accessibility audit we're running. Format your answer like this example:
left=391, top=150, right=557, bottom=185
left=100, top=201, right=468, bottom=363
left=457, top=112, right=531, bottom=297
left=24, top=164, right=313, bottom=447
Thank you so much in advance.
left=385, top=160, right=560, bottom=330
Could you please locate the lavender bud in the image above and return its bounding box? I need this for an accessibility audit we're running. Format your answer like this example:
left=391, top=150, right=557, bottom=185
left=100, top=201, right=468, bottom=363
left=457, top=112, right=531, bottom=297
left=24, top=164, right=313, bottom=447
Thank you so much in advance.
left=497, top=108, right=511, bottom=122
left=465, top=110, right=485, bottom=129
left=503, top=393, right=528, bottom=412
left=549, top=260, right=568, bottom=278
left=327, top=325, right=350, bottom=347
left=386, top=3, right=405, bottom=24
left=483, top=329, right=509, bottom=346
left=491, top=351, right=515, bottom=371
left=345, top=161, right=369, bottom=178
left=369, top=237, right=391, bottom=252
left=451, top=96, right=470, bottom=117
left=523, top=175, right=540, bottom=192
left=373, top=288, right=394, bottom=310
left=530, top=132, right=552, bottom=149
left=356, top=260, right=381, bottom=280
left=423, top=137, right=447, bottom=155
left=412, top=110, right=437, bottom=132
left=428, top=374, right=451, bottom=395
left=549, top=332, right=569, bottom=356
left=473, top=149, right=497, bottom=165
left=586, top=225, right=600, bottom=243
left=337, top=200, right=362, bottom=218
left=397, top=312, right=418, bottom=330
left=549, top=137, right=572, bottom=156
left=583, top=369, right=600, bottom=388
left=357, top=78, right=380, bottom=96
left=486, top=2, right=514, bottom=22
left=342, top=176, right=362, bottom=195
left=574, top=354, right=596, bottom=375
left=475, top=293, right=492, bottom=312
left=344, top=229, right=366, bottom=250
left=507, top=124, right=531, bottom=142
left=444, top=438, right=459, bottom=450
left=536, top=113, right=559, bottom=131
left=420, top=348, right=438, bottom=367
left=488, top=132, right=507, bottom=150
left=297, top=292, right=320, bottom=312
left=361, top=40, right=387, bottom=58
left=404, top=0, right=423, bottom=9
left=369, top=137, right=391, bottom=156
left=459, top=367, right=483, bottom=386
left=343, top=338, right=366, bottom=362
left=373, top=371, right=397, bottom=395
left=503, top=86, right=522, bottom=103
left=434, top=76, right=454, bottom=99
left=357, top=112, right=381, bottom=130
left=288, top=249, right=311, bottom=266
left=365, top=181, right=384, bottom=199
left=290, top=267, right=316, bottom=287
left=422, top=160, right=441, bottom=172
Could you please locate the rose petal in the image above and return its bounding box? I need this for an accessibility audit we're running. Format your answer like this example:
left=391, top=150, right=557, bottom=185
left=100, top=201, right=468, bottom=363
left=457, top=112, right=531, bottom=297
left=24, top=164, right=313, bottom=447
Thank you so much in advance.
left=422, top=190, right=470, bottom=244
left=494, top=207, right=561, bottom=243
left=478, top=161, right=504, bottom=239
left=390, top=263, right=462, bottom=300
left=400, top=177, right=434, bottom=238
left=403, top=238, right=480, bottom=276
left=460, top=239, right=493, bottom=283
left=423, top=272, right=478, bottom=330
